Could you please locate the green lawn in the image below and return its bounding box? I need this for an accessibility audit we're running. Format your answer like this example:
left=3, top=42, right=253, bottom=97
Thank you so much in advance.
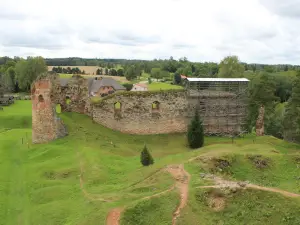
left=0, top=101, right=300, bottom=225
left=148, top=82, right=183, bottom=91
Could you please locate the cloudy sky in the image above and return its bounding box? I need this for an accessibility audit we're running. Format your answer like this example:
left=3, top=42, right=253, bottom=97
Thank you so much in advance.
left=0, top=0, right=300, bottom=64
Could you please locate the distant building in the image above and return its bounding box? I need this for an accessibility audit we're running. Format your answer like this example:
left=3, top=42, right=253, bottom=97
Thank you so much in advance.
left=131, top=83, right=148, bottom=91
left=89, top=77, right=126, bottom=97
left=59, top=76, right=126, bottom=97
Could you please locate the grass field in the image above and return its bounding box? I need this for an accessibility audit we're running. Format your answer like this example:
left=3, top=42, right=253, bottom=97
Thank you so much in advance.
left=1, top=101, right=300, bottom=225
left=148, top=82, right=184, bottom=91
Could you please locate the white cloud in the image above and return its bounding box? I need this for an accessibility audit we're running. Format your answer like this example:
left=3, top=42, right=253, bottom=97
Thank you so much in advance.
left=1, top=0, right=300, bottom=64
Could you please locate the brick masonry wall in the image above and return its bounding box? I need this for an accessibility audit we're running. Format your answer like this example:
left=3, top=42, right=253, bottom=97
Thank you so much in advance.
left=31, top=76, right=68, bottom=143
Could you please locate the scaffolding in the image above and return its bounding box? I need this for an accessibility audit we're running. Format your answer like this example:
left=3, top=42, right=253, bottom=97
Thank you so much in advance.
left=186, top=78, right=249, bottom=136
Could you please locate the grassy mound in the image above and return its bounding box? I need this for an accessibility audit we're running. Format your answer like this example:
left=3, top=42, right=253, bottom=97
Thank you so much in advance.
left=177, top=188, right=300, bottom=225
left=1, top=100, right=300, bottom=225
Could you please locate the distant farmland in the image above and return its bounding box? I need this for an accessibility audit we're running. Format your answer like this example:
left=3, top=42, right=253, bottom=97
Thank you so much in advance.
left=48, top=66, right=100, bottom=75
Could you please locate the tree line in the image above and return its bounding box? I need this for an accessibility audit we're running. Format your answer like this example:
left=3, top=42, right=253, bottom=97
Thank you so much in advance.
left=51, top=66, right=86, bottom=74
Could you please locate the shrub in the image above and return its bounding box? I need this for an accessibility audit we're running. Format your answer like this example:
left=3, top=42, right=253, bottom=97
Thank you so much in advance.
left=187, top=109, right=204, bottom=149
left=123, top=83, right=133, bottom=91
left=140, top=145, right=154, bottom=166
left=148, top=77, right=152, bottom=84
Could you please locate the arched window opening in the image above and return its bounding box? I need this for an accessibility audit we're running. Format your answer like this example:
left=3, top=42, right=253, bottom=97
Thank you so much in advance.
left=114, top=102, right=122, bottom=119
left=38, top=95, right=44, bottom=102
left=66, top=96, right=71, bottom=105
left=152, top=101, right=160, bottom=113
left=56, top=104, right=62, bottom=114
left=114, top=102, right=121, bottom=111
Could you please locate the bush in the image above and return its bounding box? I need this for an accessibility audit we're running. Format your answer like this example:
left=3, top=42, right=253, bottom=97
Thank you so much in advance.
left=123, top=83, right=133, bottom=91
left=140, top=145, right=154, bottom=166
left=148, top=77, right=152, bottom=84
left=187, top=109, right=204, bottom=149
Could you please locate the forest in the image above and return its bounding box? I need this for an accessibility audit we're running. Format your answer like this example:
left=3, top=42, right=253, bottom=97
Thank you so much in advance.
left=0, top=55, right=300, bottom=143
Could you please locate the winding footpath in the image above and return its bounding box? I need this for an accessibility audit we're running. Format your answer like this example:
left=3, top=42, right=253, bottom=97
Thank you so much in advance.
left=106, top=164, right=191, bottom=225
left=165, top=164, right=191, bottom=225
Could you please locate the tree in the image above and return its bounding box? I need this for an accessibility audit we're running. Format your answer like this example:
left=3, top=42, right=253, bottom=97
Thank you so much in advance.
left=123, top=83, right=133, bottom=91
left=117, top=68, right=124, bottom=76
left=110, top=68, right=117, bottom=76
left=140, top=145, right=154, bottom=166
left=151, top=68, right=162, bottom=81
left=96, top=68, right=101, bottom=75
left=4, top=67, right=16, bottom=92
left=247, top=72, right=279, bottom=132
left=187, top=109, right=204, bottom=149
left=283, top=73, right=300, bottom=142
left=105, top=68, right=109, bottom=75
left=15, top=57, right=47, bottom=91
left=125, top=65, right=139, bottom=80
left=174, top=72, right=181, bottom=84
left=218, top=56, right=245, bottom=78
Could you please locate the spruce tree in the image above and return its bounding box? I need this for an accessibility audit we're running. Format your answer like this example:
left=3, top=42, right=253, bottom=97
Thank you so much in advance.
left=140, top=145, right=154, bottom=166
left=187, top=109, right=204, bottom=149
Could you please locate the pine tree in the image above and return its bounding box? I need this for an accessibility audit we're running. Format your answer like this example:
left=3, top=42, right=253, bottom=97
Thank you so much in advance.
left=187, top=109, right=204, bottom=149
left=140, top=145, right=154, bottom=166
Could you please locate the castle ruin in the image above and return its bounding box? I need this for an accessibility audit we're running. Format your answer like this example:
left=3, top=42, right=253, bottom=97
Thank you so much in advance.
left=31, top=73, right=249, bottom=143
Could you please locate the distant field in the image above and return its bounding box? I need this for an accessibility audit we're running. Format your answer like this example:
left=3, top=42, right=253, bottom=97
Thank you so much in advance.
left=59, top=74, right=129, bottom=83
left=148, top=82, right=184, bottom=91
left=48, top=66, right=100, bottom=75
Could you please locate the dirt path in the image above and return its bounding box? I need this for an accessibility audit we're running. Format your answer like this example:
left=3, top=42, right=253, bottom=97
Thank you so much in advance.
left=165, top=164, right=191, bottom=225
left=197, top=174, right=300, bottom=198
left=106, top=164, right=191, bottom=225
left=106, top=208, right=123, bottom=225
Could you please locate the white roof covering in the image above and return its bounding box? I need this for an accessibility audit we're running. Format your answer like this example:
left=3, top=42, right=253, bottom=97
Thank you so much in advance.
left=187, top=78, right=249, bottom=82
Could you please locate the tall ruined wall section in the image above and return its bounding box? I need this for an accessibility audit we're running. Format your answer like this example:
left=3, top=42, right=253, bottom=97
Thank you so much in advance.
left=92, top=91, right=247, bottom=135
left=31, top=73, right=68, bottom=144
left=92, top=91, right=189, bottom=134
left=52, top=75, right=91, bottom=115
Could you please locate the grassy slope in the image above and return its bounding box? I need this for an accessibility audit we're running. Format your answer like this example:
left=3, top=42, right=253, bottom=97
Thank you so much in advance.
left=178, top=188, right=300, bottom=225
left=1, top=101, right=300, bottom=225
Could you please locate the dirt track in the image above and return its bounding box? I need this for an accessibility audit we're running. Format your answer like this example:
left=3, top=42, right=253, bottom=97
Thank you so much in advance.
left=165, top=164, right=191, bottom=225
left=197, top=174, right=300, bottom=198
left=106, top=208, right=123, bottom=225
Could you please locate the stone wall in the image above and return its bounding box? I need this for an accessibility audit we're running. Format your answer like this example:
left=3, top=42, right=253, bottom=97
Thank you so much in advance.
left=52, top=75, right=90, bottom=114
left=92, top=91, right=189, bottom=134
left=31, top=74, right=68, bottom=144
left=92, top=90, right=247, bottom=135
left=31, top=73, right=91, bottom=144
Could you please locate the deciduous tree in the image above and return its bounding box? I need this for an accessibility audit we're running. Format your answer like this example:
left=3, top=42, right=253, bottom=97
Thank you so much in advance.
left=218, top=56, right=245, bottom=78
left=15, top=57, right=47, bottom=91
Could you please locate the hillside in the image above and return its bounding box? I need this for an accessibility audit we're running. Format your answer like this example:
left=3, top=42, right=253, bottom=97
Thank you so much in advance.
left=0, top=101, right=300, bottom=225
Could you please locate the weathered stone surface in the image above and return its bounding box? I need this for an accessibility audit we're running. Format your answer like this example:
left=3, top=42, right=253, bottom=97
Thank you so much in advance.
left=31, top=73, right=68, bottom=144
left=256, top=105, right=265, bottom=136
left=92, top=91, right=247, bottom=135
left=92, top=92, right=188, bottom=134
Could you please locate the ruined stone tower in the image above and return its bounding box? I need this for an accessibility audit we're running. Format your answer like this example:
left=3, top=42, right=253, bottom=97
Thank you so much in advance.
left=31, top=72, right=68, bottom=144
